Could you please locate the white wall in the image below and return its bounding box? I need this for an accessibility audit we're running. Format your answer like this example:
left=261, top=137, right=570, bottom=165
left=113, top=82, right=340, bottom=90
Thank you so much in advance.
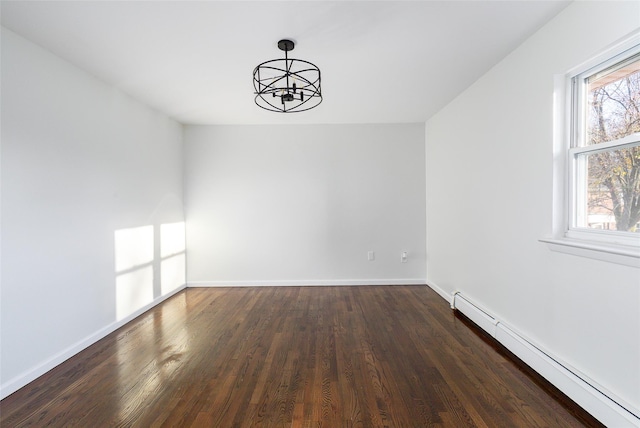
left=1, top=28, right=185, bottom=397
left=185, top=124, right=426, bottom=285
left=425, top=0, right=639, bottom=418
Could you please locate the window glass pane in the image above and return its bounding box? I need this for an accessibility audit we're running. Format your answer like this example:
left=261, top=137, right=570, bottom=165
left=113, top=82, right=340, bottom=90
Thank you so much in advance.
left=577, top=144, right=640, bottom=232
left=586, top=55, right=640, bottom=145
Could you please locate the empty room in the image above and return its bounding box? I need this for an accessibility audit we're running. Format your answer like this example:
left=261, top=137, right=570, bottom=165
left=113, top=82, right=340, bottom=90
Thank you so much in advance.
left=1, top=1, right=639, bottom=426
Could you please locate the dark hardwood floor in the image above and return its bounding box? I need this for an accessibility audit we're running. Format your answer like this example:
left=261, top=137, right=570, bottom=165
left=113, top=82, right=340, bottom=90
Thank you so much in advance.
left=1, top=286, right=602, bottom=427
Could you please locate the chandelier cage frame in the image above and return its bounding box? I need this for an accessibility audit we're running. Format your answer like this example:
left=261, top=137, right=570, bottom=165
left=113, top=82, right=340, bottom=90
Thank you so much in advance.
left=253, top=39, right=322, bottom=113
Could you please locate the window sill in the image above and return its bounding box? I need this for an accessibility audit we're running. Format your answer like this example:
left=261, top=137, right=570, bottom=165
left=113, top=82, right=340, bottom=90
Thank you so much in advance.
left=539, top=238, right=640, bottom=268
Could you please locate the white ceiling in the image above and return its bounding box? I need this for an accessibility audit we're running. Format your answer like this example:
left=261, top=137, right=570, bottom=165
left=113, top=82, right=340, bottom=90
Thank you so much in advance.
left=1, top=1, right=571, bottom=125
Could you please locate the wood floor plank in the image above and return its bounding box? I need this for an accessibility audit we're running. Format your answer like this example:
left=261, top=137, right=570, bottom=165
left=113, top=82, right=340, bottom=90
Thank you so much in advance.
left=1, top=286, right=604, bottom=427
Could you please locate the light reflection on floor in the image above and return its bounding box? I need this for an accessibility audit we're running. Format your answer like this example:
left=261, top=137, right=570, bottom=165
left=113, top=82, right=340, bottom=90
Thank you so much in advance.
left=115, top=291, right=189, bottom=425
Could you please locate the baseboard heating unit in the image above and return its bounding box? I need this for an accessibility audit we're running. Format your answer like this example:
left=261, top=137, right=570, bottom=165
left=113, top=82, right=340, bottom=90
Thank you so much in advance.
left=450, top=292, right=640, bottom=428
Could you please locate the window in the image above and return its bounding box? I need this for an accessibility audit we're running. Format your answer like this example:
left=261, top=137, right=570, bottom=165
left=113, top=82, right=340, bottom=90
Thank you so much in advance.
left=543, top=34, right=640, bottom=266
left=567, top=44, right=640, bottom=247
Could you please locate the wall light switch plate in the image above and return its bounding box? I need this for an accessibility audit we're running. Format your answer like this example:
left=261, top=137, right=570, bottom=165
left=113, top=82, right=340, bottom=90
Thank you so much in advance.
left=368, top=251, right=375, bottom=261
left=401, top=251, right=408, bottom=263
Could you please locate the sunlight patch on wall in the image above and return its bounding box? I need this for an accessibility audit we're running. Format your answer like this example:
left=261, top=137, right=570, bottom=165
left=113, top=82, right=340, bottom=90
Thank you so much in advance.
left=161, top=222, right=185, bottom=257
left=161, top=254, right=185, bottom=295
left=115, top=266, right=154, bottom=322
left=115, top=225, right=154, bottom=272
left=114, top=222, right=186, bottom=322
left=115, top=225, right=154, bottom=321
left=160, top=222, right=186, bottom=295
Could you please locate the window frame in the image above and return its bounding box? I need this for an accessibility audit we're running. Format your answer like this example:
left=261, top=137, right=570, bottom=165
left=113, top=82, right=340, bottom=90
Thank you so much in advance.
left=567, top=46, right=640, bottom=246
left=542, top=31, right=640, bottom=267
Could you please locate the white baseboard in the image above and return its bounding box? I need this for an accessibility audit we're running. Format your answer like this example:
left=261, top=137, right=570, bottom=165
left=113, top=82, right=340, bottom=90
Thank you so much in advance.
left=0, top=284, right=187, bottom=400
left=188, top=279, right=427, bottom=287
left=449, top=292, right=640, bottom=427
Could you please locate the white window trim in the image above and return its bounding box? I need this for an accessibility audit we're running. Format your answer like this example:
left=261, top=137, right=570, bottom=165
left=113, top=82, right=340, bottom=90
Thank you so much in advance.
left=542, top=30, right=640, bottom=268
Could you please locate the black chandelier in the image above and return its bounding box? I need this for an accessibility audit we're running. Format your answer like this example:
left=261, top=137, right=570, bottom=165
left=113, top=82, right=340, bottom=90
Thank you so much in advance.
left=253, top=39, right=322, bottom=113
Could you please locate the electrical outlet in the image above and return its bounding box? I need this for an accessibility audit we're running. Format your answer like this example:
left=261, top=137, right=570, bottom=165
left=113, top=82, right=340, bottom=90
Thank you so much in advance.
left=368, top=251, right=375, bottom=261
left=401, top=251, right=408, bottom=263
